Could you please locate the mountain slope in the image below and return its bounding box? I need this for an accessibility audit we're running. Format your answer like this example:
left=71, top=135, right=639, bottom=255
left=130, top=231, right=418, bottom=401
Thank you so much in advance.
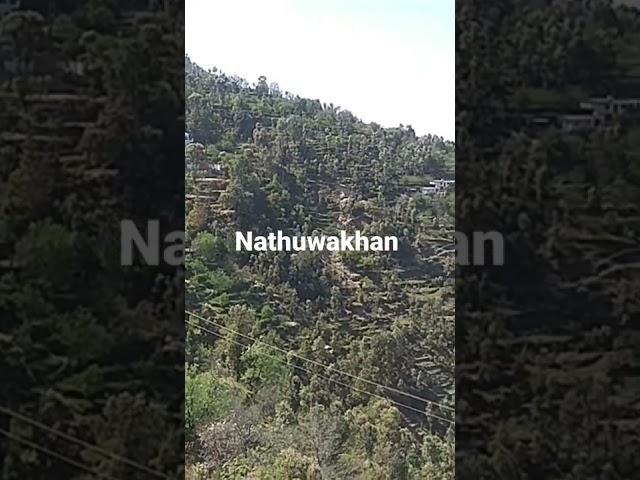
left=185, top=57, right=454, bottom=479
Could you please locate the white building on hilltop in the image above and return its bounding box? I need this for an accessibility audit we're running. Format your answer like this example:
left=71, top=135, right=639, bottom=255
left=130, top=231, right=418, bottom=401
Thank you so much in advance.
left=579, top=97, right=640, bottom=117
left=420, top=178, right=455, bottom=195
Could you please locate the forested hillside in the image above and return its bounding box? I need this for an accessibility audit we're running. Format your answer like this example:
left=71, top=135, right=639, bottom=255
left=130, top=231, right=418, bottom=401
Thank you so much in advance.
left=185, top=56, right=455, bottom=479
left=457, top=1, right=640, bottom=478
left=0, top=3, right=184, bottom=479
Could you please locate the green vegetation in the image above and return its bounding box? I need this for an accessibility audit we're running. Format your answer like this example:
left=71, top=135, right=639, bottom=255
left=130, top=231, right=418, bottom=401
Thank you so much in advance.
left=185, top=56, right=454, bottom=478
left=0, top=3, right=183, bottom=479
left=457, top=1, right=640, bottom=478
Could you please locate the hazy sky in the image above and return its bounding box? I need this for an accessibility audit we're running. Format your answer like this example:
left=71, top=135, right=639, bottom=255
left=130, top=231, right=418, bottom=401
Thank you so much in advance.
left=186, top=0, right=454, bottom=139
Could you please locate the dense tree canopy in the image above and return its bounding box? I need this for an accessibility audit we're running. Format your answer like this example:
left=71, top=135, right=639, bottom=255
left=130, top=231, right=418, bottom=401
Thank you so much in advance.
left=456, top=1, right=640, bottom=478
left=1, top=2, right=184, bottom=479
left=185, top=56, right=455, bottom=479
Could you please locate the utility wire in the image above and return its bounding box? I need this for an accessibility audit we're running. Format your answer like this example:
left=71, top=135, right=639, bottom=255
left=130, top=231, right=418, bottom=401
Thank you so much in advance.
left=0, top=426, right=123, bottom=480
left=186, top=310, right=454, bottom=413
left=0, top=406, right=169, bottom=479
left=187, top=319, right=453, bottom=425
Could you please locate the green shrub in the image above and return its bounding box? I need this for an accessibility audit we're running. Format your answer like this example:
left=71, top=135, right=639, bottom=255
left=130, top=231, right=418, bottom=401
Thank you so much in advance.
left=192, top=232, right=227, bottom=263
left=185, top=366, right=245, bottom=438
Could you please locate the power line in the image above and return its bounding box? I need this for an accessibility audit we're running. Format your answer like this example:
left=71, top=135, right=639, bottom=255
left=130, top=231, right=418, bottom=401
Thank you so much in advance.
left=186, top=319, right=453, bottom=425
left=188, top=320, right=452, bottom=424
left=0, top=406, right=169, bottom=479
left=0, top=427, right=123, bottom=480
left=186, top=310, right=454, bottom=413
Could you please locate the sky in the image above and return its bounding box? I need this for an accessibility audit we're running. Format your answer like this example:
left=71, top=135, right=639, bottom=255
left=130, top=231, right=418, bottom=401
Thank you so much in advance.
left=185, top=0, right=454, bottom=140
